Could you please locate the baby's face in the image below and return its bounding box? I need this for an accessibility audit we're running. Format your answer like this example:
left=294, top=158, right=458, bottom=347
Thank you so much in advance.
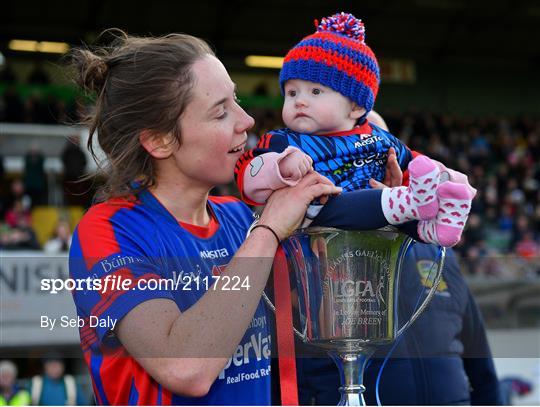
left=282, top=79, right=359, bottom=135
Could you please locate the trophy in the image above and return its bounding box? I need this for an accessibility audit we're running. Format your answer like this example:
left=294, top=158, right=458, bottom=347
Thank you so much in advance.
left=266, top=227, right=445, bottom=406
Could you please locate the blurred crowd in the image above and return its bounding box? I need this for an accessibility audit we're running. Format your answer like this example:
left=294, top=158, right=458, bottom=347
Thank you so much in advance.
left=0, top=355, right=90, bottom=405
left=0, top=63, right=83, bottom=125
left=1, top=78, right=539, bottom=277
left=381, top=110, right=540, bottom=277
left=0, top=135, right=91, bottom=252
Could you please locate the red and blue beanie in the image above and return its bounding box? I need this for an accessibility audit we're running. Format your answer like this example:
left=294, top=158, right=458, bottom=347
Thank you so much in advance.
left=279, top=12, right=380, bottom=113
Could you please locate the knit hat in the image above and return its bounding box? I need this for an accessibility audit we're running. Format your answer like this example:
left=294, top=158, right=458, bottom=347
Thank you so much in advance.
left=279, top=12, right=380, bottom=113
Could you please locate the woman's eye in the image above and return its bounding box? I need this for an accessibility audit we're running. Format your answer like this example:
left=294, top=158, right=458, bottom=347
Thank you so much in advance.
left=287, top=90, right=296, bottom=97
left=217, top=111, right=228, bottom=120
left=312, top=88, right=321, bottom=95
left=234, top=94, right=241, bottom=103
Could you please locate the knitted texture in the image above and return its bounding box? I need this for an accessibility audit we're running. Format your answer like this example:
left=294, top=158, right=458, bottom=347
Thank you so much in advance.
left=279, top=12, right=380, bottom=113
left=418, top=181, right=474, bottom=247
left=381, top=155, right=440, bottom=225
left=408, top=155, right=440, bottom=219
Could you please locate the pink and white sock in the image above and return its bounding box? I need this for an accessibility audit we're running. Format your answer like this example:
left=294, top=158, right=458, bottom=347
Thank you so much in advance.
left=418, top=181, right=474, bottom=247
left=381, top=156, right=440, bottom=225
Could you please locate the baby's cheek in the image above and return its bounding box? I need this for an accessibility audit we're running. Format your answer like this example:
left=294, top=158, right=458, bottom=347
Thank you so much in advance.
left=282, top=110, right=293, bottom=126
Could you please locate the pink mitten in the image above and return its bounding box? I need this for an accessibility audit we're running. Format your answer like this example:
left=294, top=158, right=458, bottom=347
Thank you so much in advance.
left=243, top=147, right=308, bottom=204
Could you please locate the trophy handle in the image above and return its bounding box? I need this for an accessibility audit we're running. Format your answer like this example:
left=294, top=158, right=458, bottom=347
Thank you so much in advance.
left=396, top=244, right=446, bottom=337
left=261, top=291, right=307, bottom=341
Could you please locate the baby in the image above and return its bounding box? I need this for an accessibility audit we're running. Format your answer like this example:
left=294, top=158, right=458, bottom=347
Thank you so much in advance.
left=235, top=13, right=475, bottom=246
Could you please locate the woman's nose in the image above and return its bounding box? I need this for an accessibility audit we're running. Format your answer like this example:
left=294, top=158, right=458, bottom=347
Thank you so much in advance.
left=236, top=107, right=255, bottom=133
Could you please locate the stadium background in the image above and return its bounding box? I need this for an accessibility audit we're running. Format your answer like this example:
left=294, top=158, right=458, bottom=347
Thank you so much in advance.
left=0, top=0, right=539, bottom=404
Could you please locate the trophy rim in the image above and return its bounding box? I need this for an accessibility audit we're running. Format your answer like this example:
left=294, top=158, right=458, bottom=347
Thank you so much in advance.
left=291, top=225, right=401, bottom=236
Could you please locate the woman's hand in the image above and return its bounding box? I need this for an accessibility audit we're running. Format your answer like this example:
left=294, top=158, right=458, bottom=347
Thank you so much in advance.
left=368, top=147, right=403, bottom=188
left=258, top=171, right=341, bottom=240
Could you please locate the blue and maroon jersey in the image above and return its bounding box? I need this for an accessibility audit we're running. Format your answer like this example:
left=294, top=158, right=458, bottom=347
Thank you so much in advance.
left=235, top=120, right=412, bottom=205
left=69, top=190, right=271, bottom=405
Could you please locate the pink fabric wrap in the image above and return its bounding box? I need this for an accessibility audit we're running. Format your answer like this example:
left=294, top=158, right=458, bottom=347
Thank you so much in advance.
left=242, top=146, right=304, bottom=204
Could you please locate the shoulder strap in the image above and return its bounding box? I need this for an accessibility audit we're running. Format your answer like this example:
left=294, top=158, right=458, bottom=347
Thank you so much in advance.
left=31, top=376, right=43, bottom=405
left=64, top=375, right=76, bottom=406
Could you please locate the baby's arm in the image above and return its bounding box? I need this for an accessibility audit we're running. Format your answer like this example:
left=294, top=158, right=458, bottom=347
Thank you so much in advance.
left=242, top=147, right=312, bottom=204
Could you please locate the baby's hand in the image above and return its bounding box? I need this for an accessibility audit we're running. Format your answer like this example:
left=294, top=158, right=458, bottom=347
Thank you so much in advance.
left=279, top=147, right=313, bottom=181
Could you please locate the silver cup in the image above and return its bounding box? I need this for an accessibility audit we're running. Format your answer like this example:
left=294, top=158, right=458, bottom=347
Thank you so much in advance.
left=266, top=227, right=445, bottom=406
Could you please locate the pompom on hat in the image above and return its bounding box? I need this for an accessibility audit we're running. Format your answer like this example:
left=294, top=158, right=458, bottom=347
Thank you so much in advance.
left=279, top=12, right=380, bottom=113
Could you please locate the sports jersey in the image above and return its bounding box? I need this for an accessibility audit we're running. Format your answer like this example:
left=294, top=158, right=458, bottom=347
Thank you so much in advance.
left=69, top=190, right=271, bottom=405
left=235, top=120, right=412, bottom=206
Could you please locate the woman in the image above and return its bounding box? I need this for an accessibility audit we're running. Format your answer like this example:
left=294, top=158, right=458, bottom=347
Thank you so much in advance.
left=68, top=32, right=340, bottom=405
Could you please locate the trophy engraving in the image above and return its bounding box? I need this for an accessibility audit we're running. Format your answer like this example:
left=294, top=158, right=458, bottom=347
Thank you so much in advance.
left=277, top=227, right=445, bottom=406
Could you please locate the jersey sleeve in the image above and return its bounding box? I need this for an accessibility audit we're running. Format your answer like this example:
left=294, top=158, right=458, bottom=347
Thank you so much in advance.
left=234, top=131, right=291, bottom=205
left=69, top=203, right=174, bottom=349
left=402, top=150, right=423, bottom=186
left=461, top=288, right=502, bottom=405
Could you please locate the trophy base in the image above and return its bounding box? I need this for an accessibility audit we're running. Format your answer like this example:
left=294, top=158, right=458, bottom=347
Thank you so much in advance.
left=329, top=349, right=375, bottom=406
left=337, top=384, right=365, bottom=406
left=309, top=338, right=393, bottom=353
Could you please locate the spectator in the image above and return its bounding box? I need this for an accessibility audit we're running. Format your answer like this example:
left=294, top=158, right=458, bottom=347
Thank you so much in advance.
left=61, top=135, right=90, bottom=207
left=23, top=143, right=47, bottom=206
left=499, top=377, right=533, bottom=405
left=499, top=204, right=514, bottom=233
left=30, top=353, right=88, bottom=405
left=27, top=62, right=50, bottom=85
left=60, top=136, right=87, bottom=178
left=25, top=94, right=54, bottom=124
left=515, top=231, right=539, bottom=260
left=463, top=214, right=485, bottom=248
left=43, top=219, right=72, bottom=253
left=0, top=218, right=40, bottom=250
left=0, top=153, right=4, bottom=180
left=362, top=245, right=502, bottom=405
left=2, top=179, right=31, bottom=220
left=0, top=360, right=31, bottom=406
left=2, top=86, right=25, bottom=123
left=2, top=193, right=40, bottom=251
left=4, top=199, right=31, bottom=229
left=0, top=63, right=17, bottom=84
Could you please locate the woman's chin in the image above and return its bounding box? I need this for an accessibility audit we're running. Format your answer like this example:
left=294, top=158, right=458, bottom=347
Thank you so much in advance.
left=211, top=171, right=235, bottom=187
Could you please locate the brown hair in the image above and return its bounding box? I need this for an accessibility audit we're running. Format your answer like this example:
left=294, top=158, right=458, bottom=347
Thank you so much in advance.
left=70, top=30, right=214, bottom=201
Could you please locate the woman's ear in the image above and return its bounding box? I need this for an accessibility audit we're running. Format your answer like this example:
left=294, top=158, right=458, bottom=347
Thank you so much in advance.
left=139, top=130, right=175, bottom=159
left=350, top=103, right=366, bottom=120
